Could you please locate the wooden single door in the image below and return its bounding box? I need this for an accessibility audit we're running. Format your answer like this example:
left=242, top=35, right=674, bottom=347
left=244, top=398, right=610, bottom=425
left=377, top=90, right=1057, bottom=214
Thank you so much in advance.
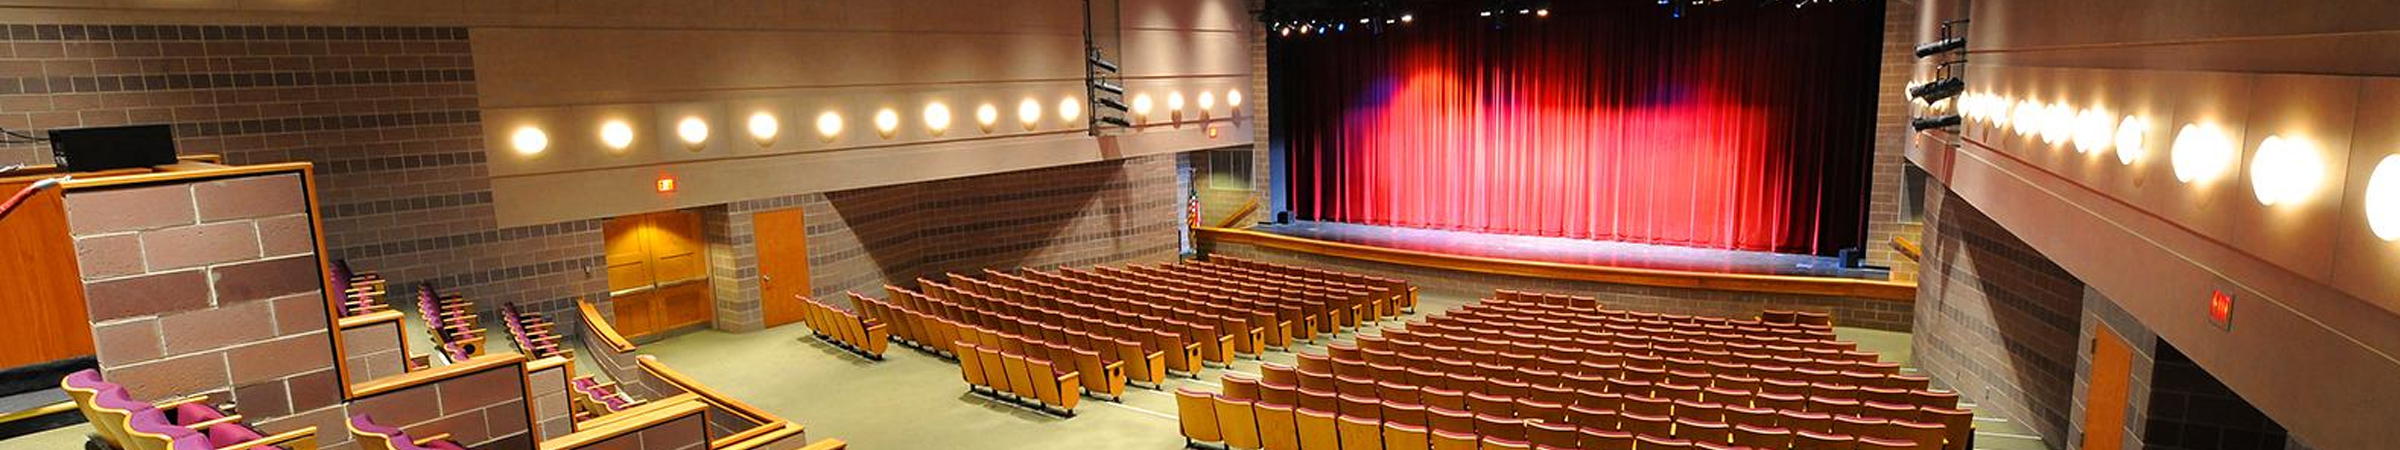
left=2082, top=323, right=2135, bottom=450
left=753, top=208, right=811, bottom=328
left=602, top=210, right=712, bottom=338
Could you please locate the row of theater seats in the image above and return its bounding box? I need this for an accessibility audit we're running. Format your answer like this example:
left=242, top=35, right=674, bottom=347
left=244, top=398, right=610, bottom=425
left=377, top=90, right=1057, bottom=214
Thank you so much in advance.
left=64, top=369, right=321, bottom=450
left=838, top=261, right=1415, bottom=415
left=413, top=284, right=483, bottom=364
left=570, top=376, right=646, bottom=421
left=501, top=302, right=573, bottom=360
left=797, top=294, right=892, bottom=359
left=331, top=259, right=389, bottom=317
left=1206, top=256, right=1418, bottom=319
left=1178, top=290, right=1971, bottom=450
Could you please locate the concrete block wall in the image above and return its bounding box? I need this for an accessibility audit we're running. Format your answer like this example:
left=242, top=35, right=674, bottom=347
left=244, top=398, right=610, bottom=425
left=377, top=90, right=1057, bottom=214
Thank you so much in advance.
left=338, top=317, right=407, bottom=385
left=705, top=153, right=1186, bottom=328
left=67, top=172, right=346, bottom=435
left=0, top=23, right=607, bottom=338
left=1912, top=182, right=2085, bottom=448
left=2071, top=289, right=2160, bottom=450
left=344, top=362, right=536, bottom=450
left=526, top=361, right=572, bottom=441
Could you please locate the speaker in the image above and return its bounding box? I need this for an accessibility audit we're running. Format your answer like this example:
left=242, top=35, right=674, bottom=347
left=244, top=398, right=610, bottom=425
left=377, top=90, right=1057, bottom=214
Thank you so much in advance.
left=49, top=124, right=177, bottom=172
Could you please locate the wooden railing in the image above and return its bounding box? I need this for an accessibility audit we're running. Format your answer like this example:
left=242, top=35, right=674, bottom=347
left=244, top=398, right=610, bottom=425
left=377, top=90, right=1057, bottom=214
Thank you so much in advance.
left=576, top=299, right=638, bottom=353
left=571, top=297, right=814, bottom=450
left=1213, top=196, right=1261, bottom=228
left=637, top=357, right=804, bottom=450
left=538, top=397, right=709, bottom=450
left=1892, top=235, right=1923, bottom=262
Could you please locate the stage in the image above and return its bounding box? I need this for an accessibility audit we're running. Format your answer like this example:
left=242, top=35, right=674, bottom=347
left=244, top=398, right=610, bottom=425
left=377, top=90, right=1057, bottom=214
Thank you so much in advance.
left=1251, top=221, right=1887, bottom=279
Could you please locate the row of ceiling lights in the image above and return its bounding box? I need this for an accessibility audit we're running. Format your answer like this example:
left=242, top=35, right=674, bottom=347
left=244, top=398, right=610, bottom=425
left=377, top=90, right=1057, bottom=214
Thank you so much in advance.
left=1954, top=92, right=2400, bottom=241
left=507, top=89, right=1244, bottom=157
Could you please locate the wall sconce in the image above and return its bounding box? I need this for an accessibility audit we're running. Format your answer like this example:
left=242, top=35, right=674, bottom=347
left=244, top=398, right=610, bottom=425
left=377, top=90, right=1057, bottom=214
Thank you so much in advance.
left=2171, top=122, right=2235, bottom=184
left=2249, top=135, right=2324, bottom=206
left=924, top=102, right=952, bottom=136
left=976, top=103, right=999, bottom=134
left=2366, top=155, right=2400, bottom=241
left=1131, top=93, right=1154, bottom=123
left=1198, top=91, right=1216, bottom=115
left=2040, top=103, right=2073, bottom=146
left=2115, top=116, right=2148, bottom=165
left=816, top=111, right=844, bottom=142
left=1059, top=96, right=1083, bottom=123
left=510, top=126, right=548, bottom=156
left=874, top=108, right=900, bottom=139
left=676, top=117, right=710, bottom=150
left=1018, top=98, right=1042, bottom=131
left=2012, top=100, right=2041, bottom=138
left=601, top=121, right=635, bottom=151
left=2072, top=108, right=2112, bottom=155
left=1167, top=91, right=1185, bottom=123
left=748, top=112, right=779, bottom=147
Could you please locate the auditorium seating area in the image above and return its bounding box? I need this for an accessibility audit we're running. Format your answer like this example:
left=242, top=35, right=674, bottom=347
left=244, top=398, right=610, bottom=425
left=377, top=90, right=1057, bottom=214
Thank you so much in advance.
left=800, top=294, right=893, bottom=360
left=64, top=369, right=320, bottom=450
left=1176, top=290, right=1967, bottom=450
left=331, top=260, right=390, bottom=317
left=412, top=284, right=485, bottom=364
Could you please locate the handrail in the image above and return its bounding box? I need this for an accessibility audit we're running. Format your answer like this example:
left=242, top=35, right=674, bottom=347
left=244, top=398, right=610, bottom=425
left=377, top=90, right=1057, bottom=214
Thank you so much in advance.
left=59, top=161, right=313, bottom=191
left=1198, top=226, right=1918, bottom=301
left=576, top=298, right=637, bottom=353
left=351, top=352, right=526, bottom=398
left=537, top=397, right=708, bottom=450
left=0, top=154, right=223, bottom=184
left=335, top=309, right=403, bottom=330
left=1891, top=235, right=1923, bottom=262
left=634, top=356, right=804, bottom=450
left=1213, top=196, right=1261, bottom=228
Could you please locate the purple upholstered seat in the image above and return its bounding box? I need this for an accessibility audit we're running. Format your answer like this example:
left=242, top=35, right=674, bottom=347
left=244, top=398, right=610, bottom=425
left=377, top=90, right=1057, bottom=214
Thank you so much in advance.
left=82, top=370, right=229, bottom=425
left=350, top=414, right=465, bottom=450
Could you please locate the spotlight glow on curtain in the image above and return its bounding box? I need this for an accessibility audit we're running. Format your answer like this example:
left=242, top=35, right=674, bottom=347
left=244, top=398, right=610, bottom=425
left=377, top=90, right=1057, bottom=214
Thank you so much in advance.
left=1275, top=2, right=1881, bottom=255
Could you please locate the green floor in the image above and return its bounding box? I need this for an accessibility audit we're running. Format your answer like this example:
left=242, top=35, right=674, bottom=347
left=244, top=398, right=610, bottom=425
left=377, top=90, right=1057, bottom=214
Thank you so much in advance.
left=2, top=291, right=2051, bottom=450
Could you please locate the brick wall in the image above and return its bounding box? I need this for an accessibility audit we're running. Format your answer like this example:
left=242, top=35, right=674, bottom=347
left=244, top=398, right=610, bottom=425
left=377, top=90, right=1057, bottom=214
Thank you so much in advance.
left=701, top=154, right=1185, bottom=330
left=338, top=315, right=407, bottom=385
left=2072, top=288, right=2160, bottom=450
left=1871, top=0, right=1927, bottom=281
left=2142, top=342, right=2296, bottom=450
left=1913, top=182, right=2084, bottom=447
left=344, top=361, right=536, bottom=450
left=526, top=361, right=572, bottom=441
left=0, top=23, right=607, bottom=340
left=1204, top=241, right=1916, bottom=332
left=68, top=172, right=346, bottom=437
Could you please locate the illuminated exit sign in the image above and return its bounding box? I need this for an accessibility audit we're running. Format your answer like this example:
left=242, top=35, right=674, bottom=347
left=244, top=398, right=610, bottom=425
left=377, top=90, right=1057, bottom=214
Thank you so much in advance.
left=2208, top=290, right=2234, bottom=331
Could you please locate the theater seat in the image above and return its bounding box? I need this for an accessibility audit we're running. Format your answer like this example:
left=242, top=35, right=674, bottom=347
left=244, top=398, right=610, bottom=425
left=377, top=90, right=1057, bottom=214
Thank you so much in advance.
left=1220, top=396, right=1264, bottom=450
left=1384, top=423, right=1431, bottom=450
left=1732, top=424, right=1793, bottom=450
left=1793, top=430, right=1857, bottom=450
left=1298, top=409, right=1342, bottom=450
left=1178, top=389, right=1223, bottom=444
left=1430, top=430, right=1480, bottom=450
left=1338, top=415, right=1382, bottom=450
left=1576, top=428, right=1634, bottom=450
left=350, top=414, right=465, bottom=450
left=1258, top=403, right=1302, bottom=450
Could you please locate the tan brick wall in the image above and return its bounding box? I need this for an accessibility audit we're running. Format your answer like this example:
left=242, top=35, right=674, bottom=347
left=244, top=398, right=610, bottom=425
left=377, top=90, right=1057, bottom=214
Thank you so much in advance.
left=339, top=317, right=407, bottom=385
left=526, top=362, right=572, bottom=441
left=0, top=23, right=608, bottom=341
left=344, top=362, right=536, bottom=450
left=1870, top=0, right=1927, bottom=281
left=67, top=172, right=346, bottom=436
left=1913, top=182, right=2084, bottom=447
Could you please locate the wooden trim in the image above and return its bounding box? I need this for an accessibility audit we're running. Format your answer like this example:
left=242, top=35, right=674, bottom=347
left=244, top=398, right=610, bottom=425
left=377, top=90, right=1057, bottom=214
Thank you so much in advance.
left=0, top=154, right=222, bottom=184
left=526, top=355, right=573, bottom=373
left=1213, top=196, right=1260, bottom=228
left=335, top=309, right=404, bottom=330
left=0, top=401, right=74, bottom=425
left=538, top=397, right=708, bottom=450
left=790, top=439, right=847, bottom=450
left=350, top=352, right=527, bottom=398
left=1198, top=226, right=1918, bottom=302
left=57, top=161, right=313, bottom=190
left=576, top=298, right=638, bottom=353
left=1891, top=235, right=1923, bottom=263
left=635, top=357, right=780, bottom=425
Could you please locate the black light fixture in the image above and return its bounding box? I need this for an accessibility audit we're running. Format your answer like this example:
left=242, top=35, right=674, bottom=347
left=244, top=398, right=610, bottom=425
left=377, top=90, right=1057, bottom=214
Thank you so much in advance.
left=1908, top=77, right=1965, bottom=103
left=1914, top=37, right=1966, bottom=58
left=1911, top=115, right=1962, bottom=131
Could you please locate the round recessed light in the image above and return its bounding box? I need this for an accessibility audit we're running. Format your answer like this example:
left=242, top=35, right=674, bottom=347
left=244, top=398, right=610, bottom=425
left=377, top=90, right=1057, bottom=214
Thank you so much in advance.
left=2115, top=116, right=2148, bottom=166
left=747, top=112, right=779, bottom=145
left=1018, top=98, right=1042, bottom=131
left=923, top=102, right=952, bottom=135
left=510, top=127, right=547, bottom=156
left=2171, top=122, right=2235, bottom=184
left=874, top=108, right=901, bottom=138
left=2072, top=107, right=2113, bottom=155
left=2365, top=155, right=2400, bottom=241
left=676, top=117, right=709, bottom=148
left=975, top=103, right=999, bottom=132
left=1059, top=97, right=1083, bottom=123
left=600, top=121, right=635, bottom=150
left=2249, top=135, right=2325, bottom=206
left=815, top=111, right=844, bottom=142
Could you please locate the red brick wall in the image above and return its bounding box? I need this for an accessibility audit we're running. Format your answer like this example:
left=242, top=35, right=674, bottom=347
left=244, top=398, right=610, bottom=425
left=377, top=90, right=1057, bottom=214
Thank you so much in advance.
left=65, top=171, right=346, bottom=438
left=344, top=362, right=537, bottom=450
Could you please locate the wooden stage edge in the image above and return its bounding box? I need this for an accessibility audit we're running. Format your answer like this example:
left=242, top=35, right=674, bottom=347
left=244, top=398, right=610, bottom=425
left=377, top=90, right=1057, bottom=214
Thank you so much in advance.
left=1197, top=227, right=1919, bottom=302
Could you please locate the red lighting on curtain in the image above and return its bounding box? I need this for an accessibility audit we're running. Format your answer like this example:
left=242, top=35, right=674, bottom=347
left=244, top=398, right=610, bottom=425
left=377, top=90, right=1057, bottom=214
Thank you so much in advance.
left=1277, top=2, right=1880, bottom=255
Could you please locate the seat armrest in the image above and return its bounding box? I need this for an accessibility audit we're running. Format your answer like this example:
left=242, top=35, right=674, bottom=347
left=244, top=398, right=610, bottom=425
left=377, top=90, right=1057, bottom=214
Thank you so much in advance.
left=183, top=414, right=245, bottom=430
left=227, top=426, right=318, bottom=450
left=413, top=433, right=454, bottom=446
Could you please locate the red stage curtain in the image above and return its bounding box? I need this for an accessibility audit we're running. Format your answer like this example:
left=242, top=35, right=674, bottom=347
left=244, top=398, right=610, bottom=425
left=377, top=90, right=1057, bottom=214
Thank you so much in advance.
left=1276, top=2, right=1881, bottom=255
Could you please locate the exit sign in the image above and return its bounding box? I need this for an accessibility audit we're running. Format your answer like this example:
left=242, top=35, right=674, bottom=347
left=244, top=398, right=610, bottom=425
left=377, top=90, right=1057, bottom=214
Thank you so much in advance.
left=2208, top=290, right=2235, bottom=330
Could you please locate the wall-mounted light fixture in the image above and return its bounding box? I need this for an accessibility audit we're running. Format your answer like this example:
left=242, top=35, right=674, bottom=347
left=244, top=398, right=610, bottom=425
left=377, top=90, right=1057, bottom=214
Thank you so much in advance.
left=676, top=117, right=710, bottom=150
left=816, top=111, right=844, bottom=142
left=874, top=108, right=901, bottom=139
left=2171, top=122, right=2235, bottom=184
left=748, top=112, right=779, bottom=146
left=924, top=102, right=952, bottom=136
left=511, top=126, right=548, bottom=156
left=2249, top=135, right=2324, bottom=206
left=2366, top=155, right=2400, bottom=241
left=601, top=121, right=635, bottom=151
left=1018, top=98, right=1043, bottom=131
left=1059, top=96, right=1083, bottom=123
left=2114, top=116, right=2148, bottom=165
left=976, top=103, right=999, bottom=133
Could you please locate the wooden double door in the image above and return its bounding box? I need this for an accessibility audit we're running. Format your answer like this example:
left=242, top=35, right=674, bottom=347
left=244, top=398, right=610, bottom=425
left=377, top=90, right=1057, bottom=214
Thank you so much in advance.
left=604, top=210, right=713, bottom=339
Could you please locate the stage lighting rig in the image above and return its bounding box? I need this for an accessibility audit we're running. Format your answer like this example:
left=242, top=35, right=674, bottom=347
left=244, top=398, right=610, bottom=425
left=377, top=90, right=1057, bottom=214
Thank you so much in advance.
left=1912, top=115, right=1962, bottom=131
left=1911, top=18, right=1970, bottom=131
left=1908, top=77, right=1965, bottom=103
left=1914, top=37, right=1965, bottom=58
left=1086, top=47, right=1131, bottom=135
